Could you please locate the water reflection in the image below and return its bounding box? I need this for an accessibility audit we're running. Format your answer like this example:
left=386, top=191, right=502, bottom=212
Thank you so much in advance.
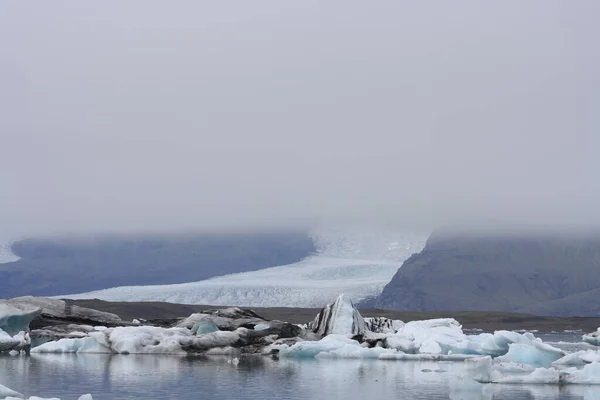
left=1, top=354, right=600, bottom=399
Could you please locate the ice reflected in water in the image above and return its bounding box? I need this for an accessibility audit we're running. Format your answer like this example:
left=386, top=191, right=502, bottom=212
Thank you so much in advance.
left=2, top=354, right=600, bottom=399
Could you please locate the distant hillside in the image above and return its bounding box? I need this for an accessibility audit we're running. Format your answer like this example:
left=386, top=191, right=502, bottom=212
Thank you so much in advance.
left=375, top=231, right=600, bottom=316
left=0, top=231, right=315, bottom=298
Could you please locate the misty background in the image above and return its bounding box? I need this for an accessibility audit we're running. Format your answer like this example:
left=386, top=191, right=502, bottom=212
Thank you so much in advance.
left=1, top=1, right=599, bottom=238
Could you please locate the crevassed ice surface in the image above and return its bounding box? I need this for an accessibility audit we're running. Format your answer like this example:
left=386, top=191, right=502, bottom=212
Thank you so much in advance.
left=60, top=227, right=427, bottom=307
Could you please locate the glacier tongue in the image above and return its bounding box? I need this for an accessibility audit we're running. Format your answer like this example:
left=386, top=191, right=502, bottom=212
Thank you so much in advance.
left=58, top=228, right=427, bottom=307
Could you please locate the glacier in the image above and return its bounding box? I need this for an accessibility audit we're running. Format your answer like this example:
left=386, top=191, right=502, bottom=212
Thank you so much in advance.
left=59, top=228, right=427, bottom=307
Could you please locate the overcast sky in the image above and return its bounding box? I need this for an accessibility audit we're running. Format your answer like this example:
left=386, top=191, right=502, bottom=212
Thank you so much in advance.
left=1, top=1, right=599, bottom=236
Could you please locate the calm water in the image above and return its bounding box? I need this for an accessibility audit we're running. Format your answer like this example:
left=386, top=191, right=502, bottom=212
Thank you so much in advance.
left=2, top=352, right=600, bottom=400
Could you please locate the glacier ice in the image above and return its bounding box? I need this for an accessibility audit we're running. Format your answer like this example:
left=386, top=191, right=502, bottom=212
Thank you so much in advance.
left=58, top=228, right=427, bottom=307
left=274, top=334, right=392, bottom=359
left=364, top=317, right=404, bottom=334
left=191, top=320, right=219, bottom=335
left=0, top=329, right=21, bottom=353
left=583, top=328, right=600, bottom=346
left=1, top=382, right=93, bottom=400
left=0, top=303, right=41, bottom=337
left=307, top=294, right=366, bottom=336
left=496, top=342, right=565, bottom=367
left=465, top=356, right=600, bottom=385
left=0, top=383, right=23, bottom=399
left=553, top=350, right=600, bottom=366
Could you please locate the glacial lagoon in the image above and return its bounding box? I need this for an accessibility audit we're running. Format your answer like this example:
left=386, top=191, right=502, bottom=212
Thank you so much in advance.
left=2, top=337, right=600, bottom=400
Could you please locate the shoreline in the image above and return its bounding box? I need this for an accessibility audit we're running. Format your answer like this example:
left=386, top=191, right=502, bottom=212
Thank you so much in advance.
left=64, top=299, right=600, bottom=332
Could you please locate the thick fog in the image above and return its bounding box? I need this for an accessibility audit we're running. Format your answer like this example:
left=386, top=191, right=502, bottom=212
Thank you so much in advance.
left=1, top=1, right=599, bottom=236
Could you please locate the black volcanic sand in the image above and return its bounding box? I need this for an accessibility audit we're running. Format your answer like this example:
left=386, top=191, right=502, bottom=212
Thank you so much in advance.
left=65, top=299, right=600, bottom=332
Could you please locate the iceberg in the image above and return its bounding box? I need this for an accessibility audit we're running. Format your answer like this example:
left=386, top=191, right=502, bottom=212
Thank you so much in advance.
left=307, top=294, right=366, bottom=337
left=191, top=320, right=219, bottom=335
left=465, top=356, right=600, bottom=385
left=0, top=382, right=93, bottom=400
left=0, top=383, right=23, bottom=399
left=553, top=350, right=600, bottom=366
left=583, top=328, right=600, bottom=346
left=0, top=329, right=20, bottom=353
left=1, top=297, right=121, bottom=325
left=496, top=342, right=565, bottom=368
left=0, top=303, right=41, bottom=337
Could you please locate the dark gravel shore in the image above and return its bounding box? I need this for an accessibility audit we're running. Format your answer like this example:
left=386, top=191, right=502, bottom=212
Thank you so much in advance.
left=63, top=299, right=600, bottom=332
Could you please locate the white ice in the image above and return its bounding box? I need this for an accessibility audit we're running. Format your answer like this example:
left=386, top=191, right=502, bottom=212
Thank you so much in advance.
left=583, top=328, right=600, bottom=346
left=465, top=356, right=600, bottom=385
left=272, top=315, right=567, bottom=366
left=58, top=228, right=427, bottom=307
left=0, top=383, right=92, bottom=400
left=30, top=325, right=249, bottom=355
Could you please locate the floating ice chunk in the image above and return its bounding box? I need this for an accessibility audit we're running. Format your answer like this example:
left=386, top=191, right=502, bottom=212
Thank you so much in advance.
left=465, top=356, right=559, bottom=384
left=30, top=337, right=111, bottom=354
left=307, top=295, right=366, bottom=337
left=191, top=320, right=219, bottom=335
left=253, top=324, right=270, bottom=331
left=108, top=326, right=189, bottom=354
left=560, top=362, right=600, bottom=384
left=465, top=356, right=600, bottom=385
left=391, top=318, right=468, bottom=355
left=553, top=350, right=600, bottom=366
left=583, top=329, right=600, bottom=346
left=0, top=303, right=41, bottom=337
left=0, top=383, right=23, bottom=398
left=0, top=384, right=93, bottom=400
left=384, top=336, right=416, bottom=353
left=497, top=342, right=565, bottom=368
left=276, top=334, right=393, bottom=359
left=0, top=329, right=20, bottom=352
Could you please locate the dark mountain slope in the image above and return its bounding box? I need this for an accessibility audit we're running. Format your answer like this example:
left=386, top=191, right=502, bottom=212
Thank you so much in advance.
left=0, top=231, right=315, bottom=298
left=375, top=231, right=600, bottom=316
